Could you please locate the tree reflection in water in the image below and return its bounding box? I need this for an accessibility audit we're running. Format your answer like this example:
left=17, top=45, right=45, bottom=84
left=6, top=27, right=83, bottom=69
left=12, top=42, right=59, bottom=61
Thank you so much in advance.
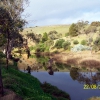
left=70, top=67, right=100, bottom=85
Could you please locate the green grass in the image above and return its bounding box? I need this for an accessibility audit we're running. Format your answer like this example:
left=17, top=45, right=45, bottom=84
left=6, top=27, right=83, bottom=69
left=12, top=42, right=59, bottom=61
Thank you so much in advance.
left=1, top=66, right=55, bottom=100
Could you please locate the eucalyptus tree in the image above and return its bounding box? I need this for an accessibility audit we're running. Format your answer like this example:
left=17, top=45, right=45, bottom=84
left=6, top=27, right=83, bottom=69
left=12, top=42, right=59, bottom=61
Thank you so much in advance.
left=0, top=0, right=28, bottom=69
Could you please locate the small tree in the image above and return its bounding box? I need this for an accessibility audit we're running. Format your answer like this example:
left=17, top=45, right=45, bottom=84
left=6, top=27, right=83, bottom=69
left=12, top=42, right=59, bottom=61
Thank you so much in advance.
left=69, top=23, right=78, bottom=37
left=42, top=32, right=48, bottom=42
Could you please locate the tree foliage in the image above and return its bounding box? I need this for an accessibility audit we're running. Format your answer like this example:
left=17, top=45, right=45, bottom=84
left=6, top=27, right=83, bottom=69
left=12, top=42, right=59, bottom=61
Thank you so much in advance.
left=42, top=32, right=48, bottom=42
left=91, top=21, right=100, bottom=27
left=69, top=23, right=78, bottom=36
left=48, top=30, right=58, bottom=40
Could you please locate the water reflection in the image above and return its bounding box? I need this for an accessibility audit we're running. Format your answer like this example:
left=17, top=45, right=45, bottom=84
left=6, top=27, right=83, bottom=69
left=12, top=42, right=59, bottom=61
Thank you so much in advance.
left=70, top=67, right=100, bottom=85
left=21, top=54, right=100, bottom=84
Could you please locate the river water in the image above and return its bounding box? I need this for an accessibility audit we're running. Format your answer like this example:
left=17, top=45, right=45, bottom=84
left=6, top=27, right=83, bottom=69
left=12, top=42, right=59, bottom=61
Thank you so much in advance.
left=22, top=70, right=100, bottom=100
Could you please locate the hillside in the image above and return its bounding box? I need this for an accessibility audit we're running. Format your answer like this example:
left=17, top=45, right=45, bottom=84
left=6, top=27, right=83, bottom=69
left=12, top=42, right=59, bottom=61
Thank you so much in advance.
left=21, top=25, right=70, bottom=35
left=20, top=24, right=100, bottom=52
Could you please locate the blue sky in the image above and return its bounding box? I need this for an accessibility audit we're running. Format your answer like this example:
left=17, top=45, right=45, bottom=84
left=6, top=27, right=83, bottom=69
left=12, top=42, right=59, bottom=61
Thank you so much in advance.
left=22, top=0, right=100, bottom=27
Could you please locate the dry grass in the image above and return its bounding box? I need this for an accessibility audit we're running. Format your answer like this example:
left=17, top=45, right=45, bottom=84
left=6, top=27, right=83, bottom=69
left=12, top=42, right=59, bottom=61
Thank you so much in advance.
left=66, top=57, right=81, bottom=65
left=80, top=59, right=100, bottom=68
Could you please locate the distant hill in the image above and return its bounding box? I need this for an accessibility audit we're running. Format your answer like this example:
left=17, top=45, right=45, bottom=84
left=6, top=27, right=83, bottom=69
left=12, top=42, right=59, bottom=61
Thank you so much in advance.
left=20, top=24, right=71, bottom=36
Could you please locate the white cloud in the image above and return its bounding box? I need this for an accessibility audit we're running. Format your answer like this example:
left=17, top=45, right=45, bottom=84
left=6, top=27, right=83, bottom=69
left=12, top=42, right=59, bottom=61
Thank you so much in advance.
left=22, top=0, right=100, bottom=27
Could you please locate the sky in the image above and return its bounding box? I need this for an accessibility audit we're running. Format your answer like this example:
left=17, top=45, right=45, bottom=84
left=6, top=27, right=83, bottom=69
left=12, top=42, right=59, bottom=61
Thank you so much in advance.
left=22, top=0, right=100, bottom=27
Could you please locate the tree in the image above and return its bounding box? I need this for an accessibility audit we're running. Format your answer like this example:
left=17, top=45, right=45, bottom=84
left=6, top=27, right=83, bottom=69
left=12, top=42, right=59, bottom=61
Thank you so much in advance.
left=0, top=0, right=28, bottom=97
left=0, top=0, right=28, bottom=69
left=69, top=23, right=78, bottom=37
left=0, top=34, right=7, bottom=47
left=76, top=20, right=89, bottom=35
left=42, top=32, right=48, bottom=42
left=0, top=51, right=6, bottom=97
left=48, top=30, right=58, bottom=40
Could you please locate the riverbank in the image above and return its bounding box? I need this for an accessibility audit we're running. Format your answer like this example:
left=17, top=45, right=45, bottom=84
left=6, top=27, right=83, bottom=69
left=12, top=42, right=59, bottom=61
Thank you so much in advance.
left=0, top=65, right=70, bottom=100
left=52, top=51, right=100, bottom=70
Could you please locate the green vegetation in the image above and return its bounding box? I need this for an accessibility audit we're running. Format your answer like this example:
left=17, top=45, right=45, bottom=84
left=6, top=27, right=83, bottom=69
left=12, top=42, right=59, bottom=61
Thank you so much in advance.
left=73, top=40, right=79, bottom=45
left=35, top=43, right=50, bottom=52
left=55, top=39, right=65, bottom=49
left=62, top=41, right=71, bottom=50
left=69, top=23, right=78, bottom=37
left=65, top=32, right=69, bottom=37
left=0, top=34, right=7, bottom=47
left=2, top=66, right=52, bottom=100
left=81, top=40, right=87, bottom=45
left=42, top=32, right=48, bottom=42
left=1, top=64, right=70, bottom=100
left=41, top=82, right=70, bottom=100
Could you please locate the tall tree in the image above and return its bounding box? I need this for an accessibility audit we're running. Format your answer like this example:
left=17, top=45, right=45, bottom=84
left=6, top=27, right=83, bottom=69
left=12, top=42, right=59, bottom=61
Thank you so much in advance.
left=0, top=0, right=28, bottom=69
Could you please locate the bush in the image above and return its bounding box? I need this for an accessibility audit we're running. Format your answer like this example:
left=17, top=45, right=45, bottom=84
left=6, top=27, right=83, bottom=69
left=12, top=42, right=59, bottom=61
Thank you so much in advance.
left=65, top=32, right=69, bottom=37
left=35, top=43, right=50, bottom=52
left=73, top=40, right=79, bottom=45
left=62, top=41, right=71, bottom=50
left=81, top=40, right=87, bottom=45
left=55, top=39, right=65, bottom=49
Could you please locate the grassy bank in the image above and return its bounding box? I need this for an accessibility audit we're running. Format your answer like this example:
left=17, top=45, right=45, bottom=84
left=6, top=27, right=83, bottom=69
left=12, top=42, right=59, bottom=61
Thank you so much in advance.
left=1, top=65, right=70, bottom=100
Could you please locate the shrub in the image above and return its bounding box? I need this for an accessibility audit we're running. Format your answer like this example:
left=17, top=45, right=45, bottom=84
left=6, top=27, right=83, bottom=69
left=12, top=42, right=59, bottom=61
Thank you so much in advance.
left=35, top=43, right=50, bottom=52
left=62, top=41, right=71, bottom=50
left=81, top=40, right=87, bottom=45
left=55, top=39, right=65, bottom=49
left=73, top=40, right=79, bottom=45
left=65, top=32, right=69, bottom=37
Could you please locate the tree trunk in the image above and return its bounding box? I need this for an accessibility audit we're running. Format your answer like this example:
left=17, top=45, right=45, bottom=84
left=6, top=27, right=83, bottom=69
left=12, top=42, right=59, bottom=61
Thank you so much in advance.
left=6, top=30, right=10, bottom=70
left=0, top=66, right=4, bottom=97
